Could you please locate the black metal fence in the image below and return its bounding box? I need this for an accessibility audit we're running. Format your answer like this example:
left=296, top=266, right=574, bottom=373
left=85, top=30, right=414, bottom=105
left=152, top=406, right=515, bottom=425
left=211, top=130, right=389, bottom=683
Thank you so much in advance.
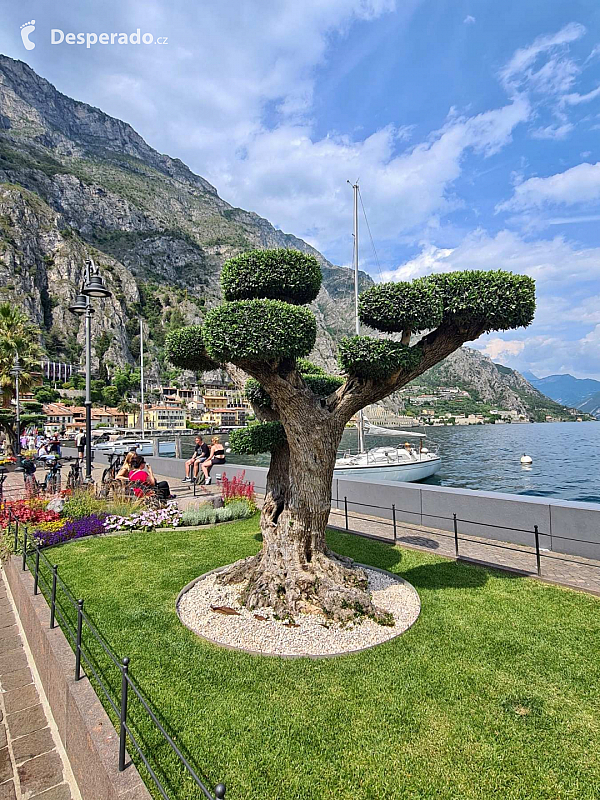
left=331, top=494, right=600, bottom=581
left=8, top=512, right=226, bottom=800
left=231, top=481, right=600, bottom=583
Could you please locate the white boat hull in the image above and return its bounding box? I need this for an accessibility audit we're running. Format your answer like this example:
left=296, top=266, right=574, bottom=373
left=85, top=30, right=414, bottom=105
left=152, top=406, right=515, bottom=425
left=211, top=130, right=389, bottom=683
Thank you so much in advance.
left=334, top=455, right=441, bottom=483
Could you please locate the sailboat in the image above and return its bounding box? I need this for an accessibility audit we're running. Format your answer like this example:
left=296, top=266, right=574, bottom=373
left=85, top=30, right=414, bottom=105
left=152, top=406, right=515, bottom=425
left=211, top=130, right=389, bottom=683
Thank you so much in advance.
left=333, top=182, right=442, bottom=483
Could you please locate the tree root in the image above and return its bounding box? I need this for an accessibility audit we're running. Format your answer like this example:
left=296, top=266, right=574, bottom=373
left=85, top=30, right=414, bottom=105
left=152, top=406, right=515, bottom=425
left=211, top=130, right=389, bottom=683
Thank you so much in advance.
left=217, top=550, right=392, bottom=625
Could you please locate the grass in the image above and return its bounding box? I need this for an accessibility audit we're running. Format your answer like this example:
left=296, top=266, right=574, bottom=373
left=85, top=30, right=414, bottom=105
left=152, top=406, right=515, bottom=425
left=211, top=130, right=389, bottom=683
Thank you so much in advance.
left=43, top=518, right=600, bottom=800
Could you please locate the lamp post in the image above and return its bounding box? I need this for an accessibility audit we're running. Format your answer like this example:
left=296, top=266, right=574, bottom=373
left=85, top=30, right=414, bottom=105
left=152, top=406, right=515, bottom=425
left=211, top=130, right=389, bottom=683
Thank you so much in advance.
left=11, top=352, right=23, bottom=472
left=69, top=258, right=112, bottom=482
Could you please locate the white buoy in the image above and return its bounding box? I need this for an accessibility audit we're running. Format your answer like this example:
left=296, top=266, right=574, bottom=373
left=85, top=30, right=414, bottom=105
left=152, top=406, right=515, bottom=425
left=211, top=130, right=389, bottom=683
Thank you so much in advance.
left=520, top=454, right=533, bottom=465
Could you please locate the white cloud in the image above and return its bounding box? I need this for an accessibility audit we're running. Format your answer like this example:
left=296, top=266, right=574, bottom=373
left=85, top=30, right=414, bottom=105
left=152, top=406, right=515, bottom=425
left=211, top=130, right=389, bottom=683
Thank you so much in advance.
left=497, top=162, right=600, bottom=211
left=464, top=15, right=476, bottom=24
left=479, top=338, right=525, bottom=360
left=218, top=98, right=529, bottom=255
left=499, top=22, right=586, bottom=97
left=530, top=123, right=574, bottom=140
left=560, top=84, right=600, bottom=106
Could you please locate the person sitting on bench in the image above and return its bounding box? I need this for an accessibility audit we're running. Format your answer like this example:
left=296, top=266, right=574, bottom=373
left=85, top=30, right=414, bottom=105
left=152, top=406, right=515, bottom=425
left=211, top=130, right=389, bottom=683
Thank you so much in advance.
left=200, top=437, right=226, bottom=486
left=128, top=455, right=174, bottom=500
left=183, top=436, right=209, bottom=483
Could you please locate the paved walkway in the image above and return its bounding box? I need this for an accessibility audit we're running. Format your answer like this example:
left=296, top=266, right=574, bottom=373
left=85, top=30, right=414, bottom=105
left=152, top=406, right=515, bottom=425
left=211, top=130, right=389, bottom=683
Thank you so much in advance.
left=0, top=574, right=80, bottom=800
left=328, top=506, right=600, bottom=595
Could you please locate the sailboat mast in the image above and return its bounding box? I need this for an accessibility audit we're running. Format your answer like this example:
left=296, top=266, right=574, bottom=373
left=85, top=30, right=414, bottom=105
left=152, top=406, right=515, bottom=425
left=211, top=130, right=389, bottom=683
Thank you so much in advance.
left=352, top=181, right=365, bottom=454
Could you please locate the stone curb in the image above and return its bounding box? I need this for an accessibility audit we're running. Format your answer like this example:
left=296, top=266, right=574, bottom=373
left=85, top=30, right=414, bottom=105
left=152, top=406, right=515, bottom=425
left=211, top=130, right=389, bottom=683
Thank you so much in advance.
left=4, top=556, right=151, bottom=800
left=176, top=561, right=421, bottom=660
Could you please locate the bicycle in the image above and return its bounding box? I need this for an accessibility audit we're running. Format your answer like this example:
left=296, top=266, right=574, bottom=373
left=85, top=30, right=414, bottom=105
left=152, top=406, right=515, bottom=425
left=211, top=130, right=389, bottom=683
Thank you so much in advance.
left=66, top=458, right=84, bottom=491
left=41, top=457, right=62, bottom=496
left=101, top=452, right=124, bottom=485
left=0, top=467, right=6, bottom=501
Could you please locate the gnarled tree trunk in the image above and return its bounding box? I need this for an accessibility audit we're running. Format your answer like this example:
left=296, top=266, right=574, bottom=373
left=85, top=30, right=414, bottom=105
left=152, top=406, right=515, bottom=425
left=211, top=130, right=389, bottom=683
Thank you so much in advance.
left=219, top=417, right=388, bottom=623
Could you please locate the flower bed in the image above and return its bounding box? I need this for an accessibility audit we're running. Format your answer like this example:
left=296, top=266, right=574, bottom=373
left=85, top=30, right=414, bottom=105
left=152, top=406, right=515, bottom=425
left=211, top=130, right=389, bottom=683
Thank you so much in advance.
left=104, top=502, right=182, bottom=533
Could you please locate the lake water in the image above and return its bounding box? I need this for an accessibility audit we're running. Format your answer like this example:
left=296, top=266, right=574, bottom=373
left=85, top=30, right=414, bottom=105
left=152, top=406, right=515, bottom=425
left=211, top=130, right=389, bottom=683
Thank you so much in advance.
left=182, top=422, right=600, bottom=504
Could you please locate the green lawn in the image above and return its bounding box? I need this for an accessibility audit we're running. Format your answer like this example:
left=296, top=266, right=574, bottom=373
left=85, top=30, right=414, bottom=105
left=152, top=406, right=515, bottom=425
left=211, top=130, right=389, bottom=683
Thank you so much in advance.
left=44, top=519, right=600, bottom=800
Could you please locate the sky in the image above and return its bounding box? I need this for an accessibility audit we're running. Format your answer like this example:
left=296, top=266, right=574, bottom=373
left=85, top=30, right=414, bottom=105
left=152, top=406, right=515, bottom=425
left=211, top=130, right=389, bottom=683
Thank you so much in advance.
left=1, top=1, right=600, bottom=378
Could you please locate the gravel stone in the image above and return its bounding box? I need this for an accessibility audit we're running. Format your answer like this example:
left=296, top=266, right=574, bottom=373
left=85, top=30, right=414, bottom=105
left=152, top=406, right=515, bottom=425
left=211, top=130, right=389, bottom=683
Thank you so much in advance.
left=177, top=566, right=420, bottom=657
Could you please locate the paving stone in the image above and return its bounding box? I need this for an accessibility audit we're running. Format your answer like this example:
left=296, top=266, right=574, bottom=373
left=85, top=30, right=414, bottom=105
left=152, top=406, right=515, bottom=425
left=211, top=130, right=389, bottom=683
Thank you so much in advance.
left=4, top=683, right=40, bottom=715
left=31, top=783, right=72, bottom=800
left=6, top=704, right=47, bottom=738
left=0, top=667, right=32, bottom=692
left=0, top=780, right=16, bottom=800
left=11, top=728, right=54, bottom=765
left=0, top=648, right=26, bottom=676
left=17, top=751, right=63, bottom=797
left=0, top=725, right=6, bottom=749
left=0, top=747, right=12, bottom=784
left=0, top=615, right=15, bottom=630
left=0, top=633, right=20, bottom=653
left=0, top=625, right=17, bottom=641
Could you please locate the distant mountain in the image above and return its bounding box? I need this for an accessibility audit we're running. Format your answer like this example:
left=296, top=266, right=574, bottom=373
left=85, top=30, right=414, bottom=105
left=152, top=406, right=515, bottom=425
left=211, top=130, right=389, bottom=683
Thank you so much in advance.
left=528, top=374, right=600, bottom=407
left=577, top=391, right=600, bottom=418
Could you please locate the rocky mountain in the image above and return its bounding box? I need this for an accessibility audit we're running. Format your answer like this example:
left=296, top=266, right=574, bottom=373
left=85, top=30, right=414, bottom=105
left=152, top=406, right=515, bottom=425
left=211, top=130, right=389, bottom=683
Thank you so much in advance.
left=0, top=54, right=577, bottom=420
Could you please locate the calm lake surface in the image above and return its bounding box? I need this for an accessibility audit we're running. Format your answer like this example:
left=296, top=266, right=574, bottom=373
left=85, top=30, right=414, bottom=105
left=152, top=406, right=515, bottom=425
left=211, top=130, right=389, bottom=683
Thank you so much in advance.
left=184, top=421, right=600, bottom=504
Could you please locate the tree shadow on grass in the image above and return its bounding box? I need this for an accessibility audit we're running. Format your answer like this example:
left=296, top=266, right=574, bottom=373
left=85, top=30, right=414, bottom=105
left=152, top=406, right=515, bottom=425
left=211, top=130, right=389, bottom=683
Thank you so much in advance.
left=401, top=560, right=523, bottom=591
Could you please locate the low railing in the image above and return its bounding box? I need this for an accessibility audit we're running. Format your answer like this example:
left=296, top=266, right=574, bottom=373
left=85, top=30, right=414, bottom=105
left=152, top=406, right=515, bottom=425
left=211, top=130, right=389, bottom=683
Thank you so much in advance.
left=7, top=511, right=226, bottom=800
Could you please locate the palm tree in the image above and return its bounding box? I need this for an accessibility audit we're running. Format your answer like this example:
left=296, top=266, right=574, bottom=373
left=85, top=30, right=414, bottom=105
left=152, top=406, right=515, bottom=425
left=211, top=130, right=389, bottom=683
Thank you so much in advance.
left=0, top=303, right=43, bottom=408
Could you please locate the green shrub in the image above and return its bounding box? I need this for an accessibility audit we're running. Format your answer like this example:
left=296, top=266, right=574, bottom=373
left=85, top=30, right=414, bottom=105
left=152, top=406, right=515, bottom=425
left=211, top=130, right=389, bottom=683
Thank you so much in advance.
left=63, top=490, right=104, bottom=520
left=338, top=336, right=422, bottom=380
left=165, top=326, right=216, bottom=372
left=179, top=500, right=253, bottom=527
left=297, top=358, right=326, bottom=375
left=359, top=278, right=442, bottom=333
left=229, top=421, right=285, bottom=454
left=221, top=249, right=322, bottom=305
left=430, top=271, right=536, bottom=331
left=203, top=300, right=317, bottom=362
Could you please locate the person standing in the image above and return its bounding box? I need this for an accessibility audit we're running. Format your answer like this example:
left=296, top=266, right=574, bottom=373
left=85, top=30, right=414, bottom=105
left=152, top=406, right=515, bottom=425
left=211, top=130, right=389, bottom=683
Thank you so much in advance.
left=75, top=429, right=86, bottom=463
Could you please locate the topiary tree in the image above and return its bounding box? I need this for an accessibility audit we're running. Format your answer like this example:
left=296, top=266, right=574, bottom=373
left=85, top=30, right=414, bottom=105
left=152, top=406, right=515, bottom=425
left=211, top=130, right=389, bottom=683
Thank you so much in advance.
left=165, top=249, right=535, bottom=622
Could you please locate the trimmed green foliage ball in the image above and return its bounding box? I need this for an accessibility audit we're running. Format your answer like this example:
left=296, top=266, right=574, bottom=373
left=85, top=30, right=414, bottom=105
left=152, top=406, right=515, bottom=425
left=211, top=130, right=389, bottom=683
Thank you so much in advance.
left=229, top=421, right=285, bottom=454
left=338, top=336, right=422, bottom=380
left=431, top=271, right=536, bottom=331
left=203, top=300, right=317, bottom=362
left=297, top=358, right=326, bottom=376
left=359, top=278, right=442, bottom=333
left=165, top=326, right=215, bottom=372
left=221, top=249, right=322, bottom=305
left=245, top=378, right=271, bottom=408
left=304, top=374, right=344, bottom=397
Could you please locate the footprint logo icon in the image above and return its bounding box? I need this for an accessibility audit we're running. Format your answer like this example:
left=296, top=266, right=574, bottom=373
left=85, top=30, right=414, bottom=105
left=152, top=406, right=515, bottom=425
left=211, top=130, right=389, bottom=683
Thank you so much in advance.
left=20, top=20, right=36, bottom=51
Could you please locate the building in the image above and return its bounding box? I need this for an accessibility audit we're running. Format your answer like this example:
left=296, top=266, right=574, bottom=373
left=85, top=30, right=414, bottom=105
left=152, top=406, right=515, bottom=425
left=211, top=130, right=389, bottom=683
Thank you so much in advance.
left=363, top=405, right=417, bottom=428
left=43, top=403, right=74, bottom=433
left=145, top=405, right=188, bottom=430
left=202, top=407, right=248, bottom=427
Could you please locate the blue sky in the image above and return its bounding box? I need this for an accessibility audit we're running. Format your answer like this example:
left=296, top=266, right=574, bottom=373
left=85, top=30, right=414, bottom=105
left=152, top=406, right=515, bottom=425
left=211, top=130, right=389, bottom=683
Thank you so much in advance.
left=1, top=1, right=600, bottom=378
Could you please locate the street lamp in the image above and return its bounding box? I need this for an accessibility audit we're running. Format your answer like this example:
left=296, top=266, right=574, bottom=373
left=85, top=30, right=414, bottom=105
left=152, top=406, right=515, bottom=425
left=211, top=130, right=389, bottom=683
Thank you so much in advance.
left=68, top=258, right=112, bottom=482
left=10, top=352, right=23, bottom=472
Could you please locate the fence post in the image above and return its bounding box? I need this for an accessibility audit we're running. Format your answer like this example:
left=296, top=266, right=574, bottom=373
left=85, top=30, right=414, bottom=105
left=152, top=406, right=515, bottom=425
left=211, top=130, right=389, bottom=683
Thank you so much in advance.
left=75, top=599, right=84, bottom=680
left=344, top=496, right=348, bottom=530
left=534, top=525, right=541, bottom=576
left=33, top=547, right=40, bottom=595
left=22, top=528, right=27, bottom=571
left=215, top=784, right=226, bottom=799
left=14, top=518, right=18, bottom=553
left=50, top=565, right=58, bottom=629
left=392, top=504, right=397, bottom=542
left=453, top=513, right=459, bottom=559
left=119, top=657, right=130, bottom=771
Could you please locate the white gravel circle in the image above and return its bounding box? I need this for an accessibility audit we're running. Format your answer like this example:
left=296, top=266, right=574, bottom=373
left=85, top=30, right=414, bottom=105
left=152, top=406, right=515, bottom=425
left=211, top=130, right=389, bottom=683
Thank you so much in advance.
left=177, top=565, right=420, bottom=658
